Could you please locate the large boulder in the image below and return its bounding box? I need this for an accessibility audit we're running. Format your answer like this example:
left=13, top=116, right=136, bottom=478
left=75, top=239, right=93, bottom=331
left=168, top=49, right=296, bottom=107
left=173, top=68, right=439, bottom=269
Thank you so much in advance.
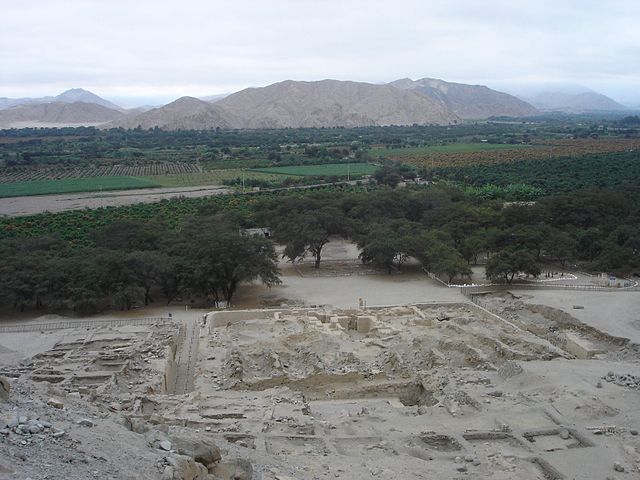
left=170, top=436, right=222, bottom=468
left=211, top=459, right=253, bottom=480
left=0, top=377, right=10, bottom=401
left=163, top=454, right=209, bottom=480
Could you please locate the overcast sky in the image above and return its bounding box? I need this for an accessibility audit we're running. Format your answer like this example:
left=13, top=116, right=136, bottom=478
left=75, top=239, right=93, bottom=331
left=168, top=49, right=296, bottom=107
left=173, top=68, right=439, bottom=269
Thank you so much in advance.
left=1, top=0, right=639, bottom=106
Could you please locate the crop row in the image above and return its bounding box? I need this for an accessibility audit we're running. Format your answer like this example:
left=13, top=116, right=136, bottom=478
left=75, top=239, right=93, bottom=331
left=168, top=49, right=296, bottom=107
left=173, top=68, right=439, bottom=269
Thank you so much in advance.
left=0, top=163, right=202, bottom=183
left=382, top=138, right=640, bottom=169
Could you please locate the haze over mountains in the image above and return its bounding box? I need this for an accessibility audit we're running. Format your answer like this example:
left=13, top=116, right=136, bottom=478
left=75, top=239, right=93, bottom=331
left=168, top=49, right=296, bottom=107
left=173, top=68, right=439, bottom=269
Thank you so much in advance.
left=0, top=79, right=631, bottom=130
left=524, top=91, right=626, bottom=113
left=389, top=78, right=538, bottom=118
left=0, top=88, right=123, bottom=111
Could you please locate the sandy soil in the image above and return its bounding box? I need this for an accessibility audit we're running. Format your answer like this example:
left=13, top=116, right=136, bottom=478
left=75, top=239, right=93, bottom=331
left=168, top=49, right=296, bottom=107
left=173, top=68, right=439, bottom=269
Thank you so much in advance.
left=232, top=239, right=466, bottom=309
left=0, top=184, right=231, bottom=216
left=2, top=238, right=640, bottom=479
left=512, top=289, right=640, bottom=343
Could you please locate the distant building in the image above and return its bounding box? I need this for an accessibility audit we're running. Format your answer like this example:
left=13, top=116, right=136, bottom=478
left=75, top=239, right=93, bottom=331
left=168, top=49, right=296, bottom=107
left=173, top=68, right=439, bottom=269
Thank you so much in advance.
left=241, top=227, right=272, bottom=238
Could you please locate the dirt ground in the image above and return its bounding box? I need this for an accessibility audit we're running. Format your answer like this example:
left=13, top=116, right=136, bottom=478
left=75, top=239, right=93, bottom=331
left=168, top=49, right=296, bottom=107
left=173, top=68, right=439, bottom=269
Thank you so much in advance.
left=1, top=239, right=640, bottom=479
left=0, top=184, right=231, bottom=216
left=510, top=289, right=640, bottom=344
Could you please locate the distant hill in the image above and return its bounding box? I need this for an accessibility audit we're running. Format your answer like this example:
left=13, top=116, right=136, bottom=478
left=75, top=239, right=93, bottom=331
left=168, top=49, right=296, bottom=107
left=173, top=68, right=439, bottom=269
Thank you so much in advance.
left=53, top=88, right=123, bottom=111
left=525, top=91, right=627, bottom=112
left=0, top=88, right=122, bottom=111
left=0, top=101, right=125, bottom=128
left=389, top=78, right=538, bottom=119
left=105, top=97, right=238, bottom=130
left=106, top=79, right=460, bottom=130
left=213, top=79, right=459, bottom=128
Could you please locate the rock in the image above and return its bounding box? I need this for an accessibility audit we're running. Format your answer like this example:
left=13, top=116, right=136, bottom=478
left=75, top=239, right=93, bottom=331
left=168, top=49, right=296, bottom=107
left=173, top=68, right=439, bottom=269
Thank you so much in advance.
left=613, top=462, right=625, bottom=472
left=18, top=416, right=28, bottom=425
left=167, top=454, right=208, bottom=480
left=211, top=459, right=253, bottom=480
left=52, top=430, right=66, bottom=438
left=161, top=466, right=174, bottom=480
left=28, top=425, right=41, bottom=434
left=159, top=440, right=173, bottom=451
left=76, top=418, right=94, bottom=427
left=464, top=455, right=474, bottom=462
left=170, top=436, right=221, bottom=466
left=0, top=429, right=9, bottom=436
left=559, top=429, right=570, bottom=440
left=0, top=377, right=10, bottom=401
left=497, top=361, right=524, bottom=379
left=47, top=398, right=64, bottom=409
left=456, top=466, right=468, bottom=472
left=630, top=429, right=638, bottom=436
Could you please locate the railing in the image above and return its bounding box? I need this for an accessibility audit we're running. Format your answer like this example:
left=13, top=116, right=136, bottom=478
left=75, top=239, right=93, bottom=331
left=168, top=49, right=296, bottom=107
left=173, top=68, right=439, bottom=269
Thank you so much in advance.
left=460, top=282, right=636, bottom=298
left=0, top=316, right=174, bottom=333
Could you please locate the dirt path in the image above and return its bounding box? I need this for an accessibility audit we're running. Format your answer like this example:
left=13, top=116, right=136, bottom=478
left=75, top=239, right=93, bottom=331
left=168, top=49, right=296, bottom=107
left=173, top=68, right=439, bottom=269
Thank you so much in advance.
left=171, top=317, right=200, bottom=395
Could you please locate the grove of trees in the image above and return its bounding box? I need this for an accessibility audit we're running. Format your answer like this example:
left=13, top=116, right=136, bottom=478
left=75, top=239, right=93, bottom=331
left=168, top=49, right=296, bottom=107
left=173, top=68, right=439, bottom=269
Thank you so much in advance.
left=1, top=182, right=639, bottom=314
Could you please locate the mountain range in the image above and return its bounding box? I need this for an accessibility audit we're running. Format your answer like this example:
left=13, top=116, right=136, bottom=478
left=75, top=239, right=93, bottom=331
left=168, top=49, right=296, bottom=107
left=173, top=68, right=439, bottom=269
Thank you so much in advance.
left=389, top=78, right=537, bottom=118
left=0, top=80, right=630, bottom=130
left=0, top=88, right=123, bottom=112
left=523, top=91, right=626, bottom=113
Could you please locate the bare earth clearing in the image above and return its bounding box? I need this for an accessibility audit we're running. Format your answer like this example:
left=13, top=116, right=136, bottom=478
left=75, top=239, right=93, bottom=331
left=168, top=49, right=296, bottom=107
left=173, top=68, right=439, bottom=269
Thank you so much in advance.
left=0, top=185, right=231, bottom=216
left=1, top=240, right=639, bottom=479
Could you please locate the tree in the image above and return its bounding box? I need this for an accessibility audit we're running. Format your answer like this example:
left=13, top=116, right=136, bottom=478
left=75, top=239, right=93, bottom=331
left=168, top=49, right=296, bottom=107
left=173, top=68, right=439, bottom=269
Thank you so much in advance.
left=373, top=165, right=403, bottom=188
left=357, top=220, right=425, bottom=274
left=542, top=229, right=577, bottom=269
left=485, top=248, right=541, bottom=284
left=127, top=251, right=164, bottom=305
left=275, top=207, right=346, bottom=269
left=460, top=228, right=500, bottom=265
left=432, top=253, right=472, bottom=284
left=419, top=235, right=472, bottom=283
left=179, top=217, right=281, bottom=306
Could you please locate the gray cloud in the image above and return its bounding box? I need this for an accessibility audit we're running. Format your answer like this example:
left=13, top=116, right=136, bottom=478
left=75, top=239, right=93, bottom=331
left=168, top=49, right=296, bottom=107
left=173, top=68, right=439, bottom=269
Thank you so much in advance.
left=1, top=0, right=639, bottom=105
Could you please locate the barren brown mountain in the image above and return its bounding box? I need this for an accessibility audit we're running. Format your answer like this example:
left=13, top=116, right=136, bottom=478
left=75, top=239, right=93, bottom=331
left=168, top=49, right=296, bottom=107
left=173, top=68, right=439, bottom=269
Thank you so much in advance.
left=108, top=79, right=460, bottom=130
left=389, top=77, right=538, bottom=119
left=214, top=79, right=460, bottom=128
left=0, top=101, right=125, bottom=128
left=106, top=96, right=238, bottom=130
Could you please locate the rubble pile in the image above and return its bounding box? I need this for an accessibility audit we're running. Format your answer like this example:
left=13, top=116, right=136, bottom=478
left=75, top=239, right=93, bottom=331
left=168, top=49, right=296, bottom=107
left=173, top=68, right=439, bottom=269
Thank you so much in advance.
left=604, top=371, right=640, bottom=389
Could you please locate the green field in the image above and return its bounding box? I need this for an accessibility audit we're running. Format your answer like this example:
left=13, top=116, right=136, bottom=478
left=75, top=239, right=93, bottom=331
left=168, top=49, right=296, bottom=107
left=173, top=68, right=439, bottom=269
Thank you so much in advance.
left=250, top=162, right=377, bottom=177
left=146, top=169, right=294, bottom=187
left=0, top=176, right=162, bottom=198
left=372, top=143, right=535, bottom=157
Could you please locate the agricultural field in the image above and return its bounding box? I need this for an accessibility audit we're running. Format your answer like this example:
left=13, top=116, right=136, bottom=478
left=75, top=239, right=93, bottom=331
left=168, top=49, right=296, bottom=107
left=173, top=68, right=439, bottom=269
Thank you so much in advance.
left=250, top=162, right=377, bottom=177
left=146, top=169, right=294, bottom=188
left=436, top=150, right=640, bottom=194
left=0, top=184, right=372, bottom=244
left=372, top=142, right=534, bottom=157
left=377, top=138, right=640, bottom=169
left=0, top=176, right=161, bottom=198
left=0, top=162, right=201, bottom=183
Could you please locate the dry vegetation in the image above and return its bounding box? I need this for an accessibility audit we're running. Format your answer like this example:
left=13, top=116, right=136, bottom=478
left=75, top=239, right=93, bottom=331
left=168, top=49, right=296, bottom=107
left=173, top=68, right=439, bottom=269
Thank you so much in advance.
left=382, top=138, right=640, bottom=169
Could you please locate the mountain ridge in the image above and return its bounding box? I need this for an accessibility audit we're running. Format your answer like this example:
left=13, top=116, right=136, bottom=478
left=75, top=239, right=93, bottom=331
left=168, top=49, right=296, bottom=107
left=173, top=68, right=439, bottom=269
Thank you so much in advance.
left=0, top=101, right=126, bottom=128
left=0, top=88, right=123, bottom=111
left=106, top=79, right=461, bottom=130
left=389, top=78, right=538, bottom=118
left=523, top=91, right=626, bottom=112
